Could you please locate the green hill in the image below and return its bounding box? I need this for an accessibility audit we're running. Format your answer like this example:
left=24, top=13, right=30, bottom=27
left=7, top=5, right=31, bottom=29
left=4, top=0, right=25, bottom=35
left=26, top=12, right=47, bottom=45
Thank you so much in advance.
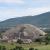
left=0, top=12, right=50, bottom=28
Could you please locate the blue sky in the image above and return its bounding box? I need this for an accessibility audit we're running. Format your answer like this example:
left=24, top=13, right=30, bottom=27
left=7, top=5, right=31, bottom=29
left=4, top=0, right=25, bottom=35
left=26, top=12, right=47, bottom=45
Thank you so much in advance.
left=0, top=0, right=50, bottom=21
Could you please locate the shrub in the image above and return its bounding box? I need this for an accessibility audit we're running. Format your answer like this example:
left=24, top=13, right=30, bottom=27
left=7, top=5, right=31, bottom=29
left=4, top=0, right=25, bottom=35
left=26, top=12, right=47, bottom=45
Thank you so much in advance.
left=2, top=46, right=6, bottom=50
left=17, top=39, right=23, bottom=44
left=13, top=48, right=16, bottom=50
left=15, top=46, right=24, bottom=50
left=0, top=45, right=2, bottom=50
left=19, top=47, right=24, bottom=50
left=15, top=46, right=19, bottom=50
left=29, top=48, right=34, bottom=50
left=10, top=49, right=13, bottom=50
left=45, top=36, right=49, bottom=45
left=45, top=41, right=48, bottom=45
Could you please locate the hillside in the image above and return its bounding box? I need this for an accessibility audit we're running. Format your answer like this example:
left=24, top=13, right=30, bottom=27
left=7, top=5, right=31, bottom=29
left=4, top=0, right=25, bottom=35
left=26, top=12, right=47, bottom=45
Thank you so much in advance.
left=0, top=12, right=50, bottom=28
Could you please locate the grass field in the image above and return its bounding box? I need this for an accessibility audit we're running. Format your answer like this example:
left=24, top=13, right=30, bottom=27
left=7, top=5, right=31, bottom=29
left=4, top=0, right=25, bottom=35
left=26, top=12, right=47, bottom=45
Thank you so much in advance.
left=0, top=42, right=50, bottom=50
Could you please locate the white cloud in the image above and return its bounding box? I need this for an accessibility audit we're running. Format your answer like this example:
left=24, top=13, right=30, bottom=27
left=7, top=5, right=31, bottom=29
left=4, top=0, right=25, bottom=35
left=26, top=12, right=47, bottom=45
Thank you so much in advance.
left=25, top=7, right=50, bottom=16
left=0, top=0, right=24, bottom=4
left=32, top=0, right=49, bottom=3
left=0, top=9, right=17, bottom=21
left=0, top=7, right=50, bottom=21
left=33, top=0, right=47, bottom=1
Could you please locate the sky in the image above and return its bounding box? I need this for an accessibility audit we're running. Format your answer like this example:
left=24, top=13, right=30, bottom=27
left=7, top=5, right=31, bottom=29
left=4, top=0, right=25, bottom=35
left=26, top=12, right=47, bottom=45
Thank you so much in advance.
left=0, top=0, right=50, bottom=21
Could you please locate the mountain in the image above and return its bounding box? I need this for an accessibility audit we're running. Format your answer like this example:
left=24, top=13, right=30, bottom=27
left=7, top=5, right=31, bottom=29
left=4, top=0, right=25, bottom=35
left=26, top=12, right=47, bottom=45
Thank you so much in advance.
left=0, top=12, right=50, bottom=28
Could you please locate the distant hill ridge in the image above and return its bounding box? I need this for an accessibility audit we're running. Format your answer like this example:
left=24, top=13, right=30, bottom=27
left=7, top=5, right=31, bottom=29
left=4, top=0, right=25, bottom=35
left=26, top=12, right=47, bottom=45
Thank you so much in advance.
left=0, top=12, right=50, bottom=28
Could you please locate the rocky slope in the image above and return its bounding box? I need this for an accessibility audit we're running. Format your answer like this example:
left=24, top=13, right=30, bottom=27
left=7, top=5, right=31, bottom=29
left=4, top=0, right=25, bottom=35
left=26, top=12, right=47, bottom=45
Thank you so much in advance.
left=2, top=24, right=47, bottom=41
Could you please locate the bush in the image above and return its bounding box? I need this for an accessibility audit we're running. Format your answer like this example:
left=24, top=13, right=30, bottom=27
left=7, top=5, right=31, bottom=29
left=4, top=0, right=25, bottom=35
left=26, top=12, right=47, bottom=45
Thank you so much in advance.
left=0, top=45, right=2, bottom=50
left=10, top=49, right=13, bottom=50
left=13, top=48, right=16, bottom=50
left=17, top=39, right=23, bottom=44
left=15, top=46, right=24, bottom=50
left=2, top=46, right=6, bottom=50
left=29, top=48, right=34, bottom=50
left=45, top=41, right=48, bottom=45
left=19, top=47, right=24, bottom=50
left=15, top=46, right=19, bottom=50
left=45, top=36, right=49, bottom=45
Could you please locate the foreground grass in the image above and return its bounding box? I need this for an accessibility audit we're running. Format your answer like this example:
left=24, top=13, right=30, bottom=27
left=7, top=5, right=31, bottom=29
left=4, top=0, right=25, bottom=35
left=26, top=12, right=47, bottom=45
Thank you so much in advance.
left=35, top=45, right=50, bottom=50
left=0, top=42, right=50, bottom=50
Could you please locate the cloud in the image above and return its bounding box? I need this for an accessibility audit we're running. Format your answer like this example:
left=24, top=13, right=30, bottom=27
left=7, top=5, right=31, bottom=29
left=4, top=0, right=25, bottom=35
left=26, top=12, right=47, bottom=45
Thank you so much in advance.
left=25, top=7, right=50, bottom=16
left=0, top=0, right=24, bottom=4
left=0, top=7, right=50, bottom=21
left=0, top=9, right=17, bottom=21
left=32, top=0, right=49, bottom=3
left=33, top=0, right=47, bottom=1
